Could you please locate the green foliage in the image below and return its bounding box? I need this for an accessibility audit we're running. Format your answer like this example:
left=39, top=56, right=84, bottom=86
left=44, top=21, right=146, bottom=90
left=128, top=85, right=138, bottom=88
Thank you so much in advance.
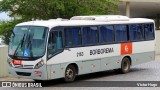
left=0, top=0, right=119, bottom=19
left=0, top=0, right=120, bottom=44
left=0, top=19, right=26, bottom=44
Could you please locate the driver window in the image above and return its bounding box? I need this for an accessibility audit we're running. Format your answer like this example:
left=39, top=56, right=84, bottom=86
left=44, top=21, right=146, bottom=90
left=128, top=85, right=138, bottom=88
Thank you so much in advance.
left=48, top=31, right=63, bottom=58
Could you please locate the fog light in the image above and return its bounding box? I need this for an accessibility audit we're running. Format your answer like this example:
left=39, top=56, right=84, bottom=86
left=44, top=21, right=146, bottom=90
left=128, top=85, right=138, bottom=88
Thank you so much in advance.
left=34, top=71, right=42, bottom=75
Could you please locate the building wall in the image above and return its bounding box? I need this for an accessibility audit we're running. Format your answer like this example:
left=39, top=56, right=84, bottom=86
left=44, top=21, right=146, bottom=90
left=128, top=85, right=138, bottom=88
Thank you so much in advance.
left=122, top=0, right=160, bottom=3
left=156, top=30, right=160, bottom=55
left=0, top=46, right=8, bottom=77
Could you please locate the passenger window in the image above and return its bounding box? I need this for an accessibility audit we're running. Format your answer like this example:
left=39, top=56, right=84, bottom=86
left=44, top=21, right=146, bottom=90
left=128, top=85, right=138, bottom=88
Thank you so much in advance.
left=48, top=31, right=63, bottom=58
left=121, top=25, right=128, bottom=41
left=65, top=28, right=73, bottom=47
left=73, top=27, right=82, bottom=46
left=115, top=25, right=127, bottom=42
left=144, top=24, right=154, bottom=40
left=136, top=24, right=144, bottom=40
left=100, top=25, right=114, bottom=43
left=83, top=26, right=98, bottom=45
left=115, top=25, right=121, bottom=42
left=129, top=24, right=136, bottom=41
left=83, top=27, right=90, bottom=45
left=65, top=27, right=82, bottom=47
left=129, top=24, right=144, bottom=41
left=90, top=27, right=99, bottom=44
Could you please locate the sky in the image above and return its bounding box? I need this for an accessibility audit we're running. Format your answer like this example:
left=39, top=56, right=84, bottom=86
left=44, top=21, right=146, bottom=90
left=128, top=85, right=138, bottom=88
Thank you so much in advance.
left=0, top=0, right=10, bottom=21
left=0, top=12, right=11, bottom=21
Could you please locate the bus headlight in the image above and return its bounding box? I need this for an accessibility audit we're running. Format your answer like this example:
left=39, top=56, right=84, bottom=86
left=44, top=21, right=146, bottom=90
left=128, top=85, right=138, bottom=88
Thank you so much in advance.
left=34, top=60, right=44, bottom=69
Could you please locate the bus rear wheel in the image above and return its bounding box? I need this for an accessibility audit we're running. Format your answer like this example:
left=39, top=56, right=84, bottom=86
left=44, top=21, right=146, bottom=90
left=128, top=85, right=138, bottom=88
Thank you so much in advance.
left=64, top=65, right=76, bottom=82
left=115, top=57, right=131, bottom=74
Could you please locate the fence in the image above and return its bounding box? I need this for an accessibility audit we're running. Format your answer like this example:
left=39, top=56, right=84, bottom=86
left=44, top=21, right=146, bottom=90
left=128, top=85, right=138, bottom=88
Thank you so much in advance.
left=0, top=31, right=160, bottom=77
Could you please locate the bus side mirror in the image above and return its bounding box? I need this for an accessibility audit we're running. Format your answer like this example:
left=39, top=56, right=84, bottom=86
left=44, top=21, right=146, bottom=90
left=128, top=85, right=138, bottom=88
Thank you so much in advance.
left=5, top=30, right=14, bottom=42
left=6, top=30, right=15, bottom=36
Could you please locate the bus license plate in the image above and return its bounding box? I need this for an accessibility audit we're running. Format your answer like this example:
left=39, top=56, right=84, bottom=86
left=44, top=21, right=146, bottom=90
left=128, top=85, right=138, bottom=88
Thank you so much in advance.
left=12, top=60, right=22, bottom=65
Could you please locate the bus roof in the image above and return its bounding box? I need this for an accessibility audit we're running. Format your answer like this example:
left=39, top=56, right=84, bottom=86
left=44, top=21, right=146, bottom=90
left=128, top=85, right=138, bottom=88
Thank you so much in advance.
left=16, top=15, right=154, bottom=28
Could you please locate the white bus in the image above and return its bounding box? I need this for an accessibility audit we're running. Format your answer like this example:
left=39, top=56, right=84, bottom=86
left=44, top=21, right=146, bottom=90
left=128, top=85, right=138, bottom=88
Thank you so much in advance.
left=8, top=15, right=155, bottom=82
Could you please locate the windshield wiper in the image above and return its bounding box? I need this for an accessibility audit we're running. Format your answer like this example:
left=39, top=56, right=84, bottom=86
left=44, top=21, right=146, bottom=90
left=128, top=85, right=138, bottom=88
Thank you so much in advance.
left=13, top=33, right=25, bottom=57
left=27, top=33, right=34, bottom=57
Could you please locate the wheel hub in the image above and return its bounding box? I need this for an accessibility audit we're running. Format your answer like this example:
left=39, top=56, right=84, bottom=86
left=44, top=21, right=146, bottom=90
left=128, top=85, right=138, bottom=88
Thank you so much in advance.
left=124, top=60, right=129, bottom=71
left=66, top=68, right=73, bottom=79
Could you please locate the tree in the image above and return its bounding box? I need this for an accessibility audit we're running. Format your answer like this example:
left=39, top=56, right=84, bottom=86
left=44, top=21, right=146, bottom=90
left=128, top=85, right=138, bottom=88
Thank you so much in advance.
left=0, top=0, right=119, bottom=20
left=0, top=0, right=120, bottom=44
left=0, top=19, right=25, bottom=44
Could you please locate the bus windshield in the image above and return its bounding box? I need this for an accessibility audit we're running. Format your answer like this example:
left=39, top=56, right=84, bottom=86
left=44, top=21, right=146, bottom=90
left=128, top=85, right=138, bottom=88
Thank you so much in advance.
left=9, top=26, right=48, bottom=59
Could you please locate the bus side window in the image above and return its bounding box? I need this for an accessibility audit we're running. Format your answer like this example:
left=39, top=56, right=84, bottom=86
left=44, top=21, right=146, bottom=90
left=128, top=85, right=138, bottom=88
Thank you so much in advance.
left=129, top=24, right=144, bottom=41
left=65, top=28, right=73, bottom=47
left=129, top=24, right=136, bottom=41
left=100, top=26, right=107, bottom=43
left=136, top=24, right=144, bottom=40
left=83, top=27, right=91, bottom=45
left=121, top=25, right=128, bottom=42
left=145, top=23, right=154, bottom=40
left=106, top=25, right=114, bottom=43
left=90, top=26, right=99, bottom=44
left=100, top=25, right=114, bottom=43
left=115, top=25, right=127, bottom=42
left=83, top=26, right=98, bottom=45
left=65, top=27, right=82, bottom=47
left=73, top=27, right=82, bottom=46
left=115, top=25, right=121, bottom=42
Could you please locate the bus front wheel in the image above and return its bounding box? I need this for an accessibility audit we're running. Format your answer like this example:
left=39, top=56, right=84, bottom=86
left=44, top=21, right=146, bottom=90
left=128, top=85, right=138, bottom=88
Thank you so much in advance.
left=64, top=65, right=76, bottom=82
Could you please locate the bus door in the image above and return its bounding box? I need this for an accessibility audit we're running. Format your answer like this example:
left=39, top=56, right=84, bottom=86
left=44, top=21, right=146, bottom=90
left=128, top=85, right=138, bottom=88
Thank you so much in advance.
left=47, top=29, right=64, bottom=79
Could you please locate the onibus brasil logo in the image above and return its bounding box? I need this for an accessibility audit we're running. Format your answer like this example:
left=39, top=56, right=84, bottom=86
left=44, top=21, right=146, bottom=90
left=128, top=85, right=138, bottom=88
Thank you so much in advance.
left=1, top=82, right=42, bottom=87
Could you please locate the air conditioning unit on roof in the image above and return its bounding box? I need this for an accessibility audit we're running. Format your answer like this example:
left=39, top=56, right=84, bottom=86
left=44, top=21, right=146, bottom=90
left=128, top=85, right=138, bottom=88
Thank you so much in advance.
left=70, top=15, right=130, bottom=22
left=48, top=18, right=68, bottom=21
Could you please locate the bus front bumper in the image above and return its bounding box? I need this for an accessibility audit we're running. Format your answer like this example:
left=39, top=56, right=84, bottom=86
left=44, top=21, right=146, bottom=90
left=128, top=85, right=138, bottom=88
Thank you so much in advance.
left=8, top=65, right=48, bottom=80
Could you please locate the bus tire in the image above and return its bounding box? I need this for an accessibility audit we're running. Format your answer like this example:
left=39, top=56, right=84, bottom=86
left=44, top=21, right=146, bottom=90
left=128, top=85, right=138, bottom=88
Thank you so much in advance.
left=114, top=57, right=131, bottom=74
left=64, top=65, right=76, bottom=82
left=120, top=57, right=131, bottom=74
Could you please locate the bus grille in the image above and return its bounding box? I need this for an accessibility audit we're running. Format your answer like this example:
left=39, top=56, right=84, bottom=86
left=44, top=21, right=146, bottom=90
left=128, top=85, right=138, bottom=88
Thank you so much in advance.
left=16, top=72, right=31, bottom=76
left=14, top=65, right=34, bottom=69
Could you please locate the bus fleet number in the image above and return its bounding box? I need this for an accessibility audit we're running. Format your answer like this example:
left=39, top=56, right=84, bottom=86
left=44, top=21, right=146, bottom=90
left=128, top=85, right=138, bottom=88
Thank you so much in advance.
left=77, top=52, right=84, bottom=57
